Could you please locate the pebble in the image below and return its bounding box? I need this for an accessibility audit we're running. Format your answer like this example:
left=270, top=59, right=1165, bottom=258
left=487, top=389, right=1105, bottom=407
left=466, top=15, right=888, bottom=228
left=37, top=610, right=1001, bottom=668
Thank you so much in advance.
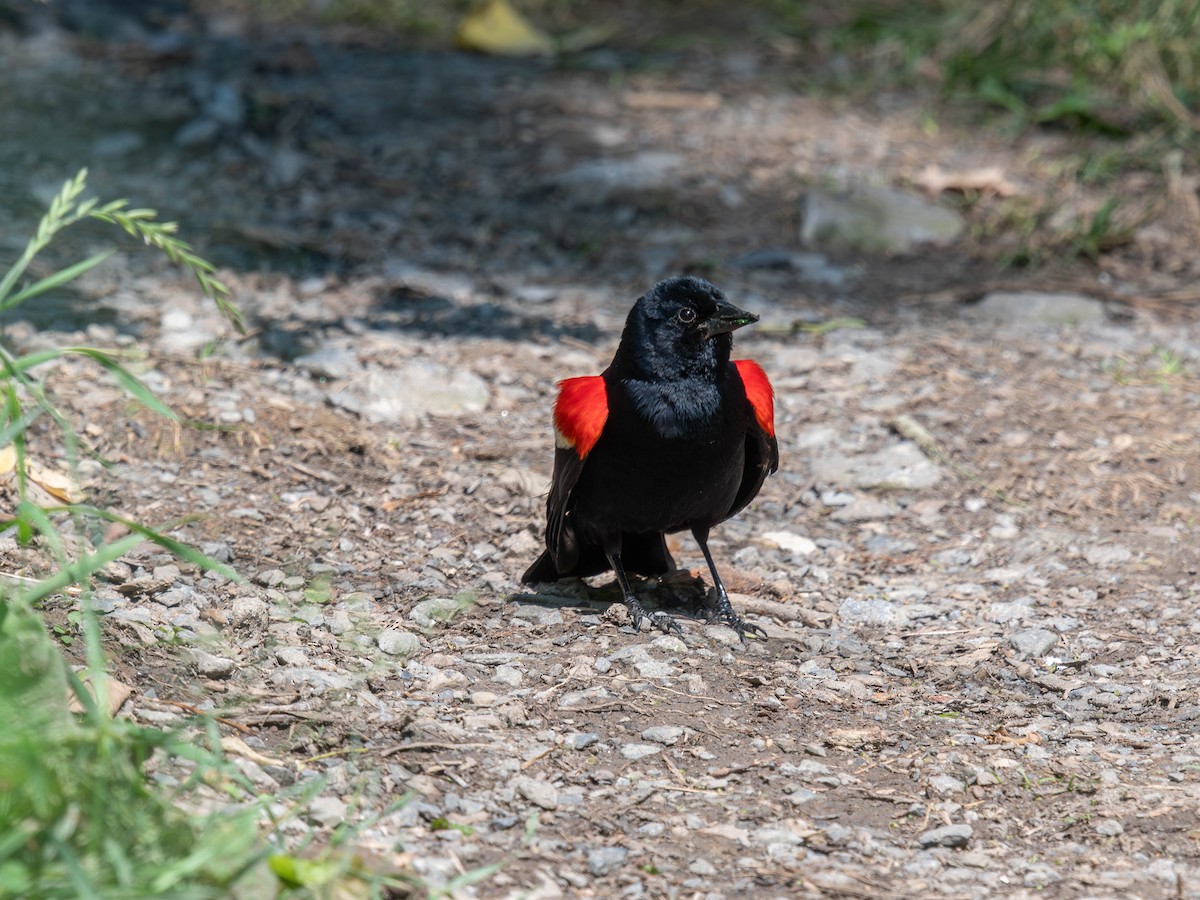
left=1009, top=628, right=1058, bottom=659
left=810, top=442, right=942, bottom=490
left=761, top=531, right=818, bottom=556
left=974, top=291, right=1106, bottom=327
left=493, top=665, right=524, bottom=686
left=275, top=647, right=310, bottom=667
left=641, top=725, right=685, bottom=745
left=192, top=649, right=235, bottom=678
left=328, top=363, right=489, bottom=425
left=621, top=743, right=662, bottom=760
left=703, top=625, right=741, bottom=647
left=918, top=824, right=973, bottom=848
left=929, top=774, right=964, bottom=795
left=831, top=498, right=898, bottom=522
left=410, top=597, right=464, bottom=628
left=307, top=796, right=348, bottom=828
left=377, top=629, right=421, bottom=657
left=586, top=845, right=628, bottom=877
left=801, top=185, right=963, bottom=253
left=838, top=597, right=902, bottom=626
left=1085, top=543, right=1133, bottom=567
left=566, top=732, right=600, bottom=751
left=514, top=776, right=559, bottom=810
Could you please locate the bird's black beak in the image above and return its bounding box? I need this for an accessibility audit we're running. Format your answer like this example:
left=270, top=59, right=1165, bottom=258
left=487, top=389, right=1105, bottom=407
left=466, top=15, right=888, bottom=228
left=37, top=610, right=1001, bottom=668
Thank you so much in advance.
left=701, top=301, right=759, bottom=339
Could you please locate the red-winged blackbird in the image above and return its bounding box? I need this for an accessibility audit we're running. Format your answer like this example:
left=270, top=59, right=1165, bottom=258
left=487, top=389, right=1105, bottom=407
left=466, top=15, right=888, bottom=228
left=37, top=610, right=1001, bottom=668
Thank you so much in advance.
left=523, top=275, right=779, bottom=638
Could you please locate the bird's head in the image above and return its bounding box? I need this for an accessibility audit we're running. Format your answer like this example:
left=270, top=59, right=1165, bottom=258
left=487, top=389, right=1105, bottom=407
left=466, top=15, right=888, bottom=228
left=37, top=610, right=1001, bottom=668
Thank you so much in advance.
left=615, top=275, right=758, bottom=380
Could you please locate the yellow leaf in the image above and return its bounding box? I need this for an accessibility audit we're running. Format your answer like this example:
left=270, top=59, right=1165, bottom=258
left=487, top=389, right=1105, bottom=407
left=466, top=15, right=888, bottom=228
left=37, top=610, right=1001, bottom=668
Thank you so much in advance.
left=455, top=0, right=554, bottom=57
left=0, top=445, right=14, bottom=475
left=26, top=460, right=84, bottom=503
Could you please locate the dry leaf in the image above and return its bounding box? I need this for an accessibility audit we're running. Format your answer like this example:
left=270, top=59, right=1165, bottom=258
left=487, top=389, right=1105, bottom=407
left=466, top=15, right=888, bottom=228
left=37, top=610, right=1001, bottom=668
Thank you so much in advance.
left=455, top=0, right=554, bottom=57
left=68, top=676, right=134, bottom=716
left=0, top=445, right=15, bottom=475
left=221, top=734, right=285, bottom=767
left=915, top=164, right=1018, bottom=197
left=26, top=460, right=85, bottom=503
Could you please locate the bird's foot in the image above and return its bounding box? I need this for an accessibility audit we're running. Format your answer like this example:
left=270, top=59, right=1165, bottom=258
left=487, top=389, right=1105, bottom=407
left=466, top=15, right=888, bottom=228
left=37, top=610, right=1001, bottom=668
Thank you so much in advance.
left=712, top=596, right=767, bottom=642
left=624, top=596, right=683, bottom=635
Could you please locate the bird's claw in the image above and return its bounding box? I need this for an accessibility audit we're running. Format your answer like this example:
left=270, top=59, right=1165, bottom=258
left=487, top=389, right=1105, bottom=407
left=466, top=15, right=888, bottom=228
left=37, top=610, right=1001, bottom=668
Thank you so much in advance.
left=712, top=605, right=767, bottom=642
left=624, top=597, right=682, bottom=635
left=730, top=617, right=768, bottom=642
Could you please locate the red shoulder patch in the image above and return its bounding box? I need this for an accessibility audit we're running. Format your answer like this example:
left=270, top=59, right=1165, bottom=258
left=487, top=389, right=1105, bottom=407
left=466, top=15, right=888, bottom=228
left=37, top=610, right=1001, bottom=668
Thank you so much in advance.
left=735, top=360, right=775, bottom=438
left=553, top=375, right=608, bottom=458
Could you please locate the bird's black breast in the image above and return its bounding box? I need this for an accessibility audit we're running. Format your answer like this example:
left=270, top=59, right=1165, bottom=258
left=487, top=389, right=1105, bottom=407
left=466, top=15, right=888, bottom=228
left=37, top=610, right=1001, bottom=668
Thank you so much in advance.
left=566, top=371, right=748, bottom=537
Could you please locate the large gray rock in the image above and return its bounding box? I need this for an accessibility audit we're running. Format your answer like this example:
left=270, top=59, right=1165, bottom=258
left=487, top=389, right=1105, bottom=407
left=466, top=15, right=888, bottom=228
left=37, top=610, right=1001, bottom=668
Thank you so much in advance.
left=329, top=362, right=489, bottom=425
left=810, top=441, right=942, bottom=490
left=801, top=185, right=962, bottom=253
left=974, top=291, right=1106, bottom=326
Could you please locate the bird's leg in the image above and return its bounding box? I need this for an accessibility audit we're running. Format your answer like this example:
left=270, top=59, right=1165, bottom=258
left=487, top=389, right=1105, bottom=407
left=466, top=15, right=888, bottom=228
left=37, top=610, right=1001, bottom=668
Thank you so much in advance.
left=693, top=528, right=767, bottom=642
left=608, top=549, right=682, bottom=635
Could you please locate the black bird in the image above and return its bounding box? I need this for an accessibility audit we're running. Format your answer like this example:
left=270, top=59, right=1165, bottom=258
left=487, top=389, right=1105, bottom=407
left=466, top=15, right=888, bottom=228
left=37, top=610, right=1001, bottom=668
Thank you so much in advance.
left=522, top=275, right=779, bottom=639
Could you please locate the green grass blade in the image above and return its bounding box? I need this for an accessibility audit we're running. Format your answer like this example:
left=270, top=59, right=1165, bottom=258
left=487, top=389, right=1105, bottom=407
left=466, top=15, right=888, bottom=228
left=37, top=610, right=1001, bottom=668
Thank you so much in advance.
left=5, top=347, right=63, bottom=373
left=14, top=501, right=68, bottom=567
left=1, top=250, right=116, bottom=311
left=57, top=504, right=242, bottom=583
left=8, top=531, right=147, bottom=606
left=63, top=348, right=176, bottom=420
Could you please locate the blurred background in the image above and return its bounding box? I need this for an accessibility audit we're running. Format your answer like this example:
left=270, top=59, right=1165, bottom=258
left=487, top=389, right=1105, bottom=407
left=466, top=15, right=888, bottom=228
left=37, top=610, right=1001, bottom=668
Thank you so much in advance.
left=3, top=0, right=1200, bottom=327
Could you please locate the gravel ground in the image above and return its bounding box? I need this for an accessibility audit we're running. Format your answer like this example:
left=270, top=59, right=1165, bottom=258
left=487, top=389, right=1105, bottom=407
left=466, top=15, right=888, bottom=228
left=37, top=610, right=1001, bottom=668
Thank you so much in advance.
left=4, top=4, right=1200, bottom=898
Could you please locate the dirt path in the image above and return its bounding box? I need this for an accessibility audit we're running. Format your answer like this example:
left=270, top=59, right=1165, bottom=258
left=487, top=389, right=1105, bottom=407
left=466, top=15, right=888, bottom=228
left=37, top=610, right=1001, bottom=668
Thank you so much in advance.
left=4, top=4, right=1200, bottom=897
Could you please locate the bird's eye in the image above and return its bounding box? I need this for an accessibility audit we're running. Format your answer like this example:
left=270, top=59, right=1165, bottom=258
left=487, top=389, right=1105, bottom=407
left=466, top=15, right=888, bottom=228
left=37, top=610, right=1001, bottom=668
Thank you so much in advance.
left=677, top=307, right=697, bottom=324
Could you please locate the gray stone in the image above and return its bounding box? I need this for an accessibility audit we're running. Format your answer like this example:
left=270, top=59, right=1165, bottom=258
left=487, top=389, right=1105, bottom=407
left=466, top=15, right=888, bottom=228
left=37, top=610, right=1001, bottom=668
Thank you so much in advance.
left=271, top=667, right=355, bottom=692
left=192, top=649, right=235, bottom=679
left=651, top=635, right=687, bottom=653
left=275, top=647, right=310, bottom=667
left=307, top=795, right=348, bottom=828
left=493, top=665, right=523, bottom=686
left=1009, top=628, right=1058, bottom=659
left=377, top=629, right=421, bottom=657
left=641, top=725, right=684, bottom=745
left=514, top=776, right=559, bottom=810
left=929, top=774, right=965, bottom=795
left=830, top=498, right=898, bottom=522
left=634, top=657, right=677, bottom=677
left=328, top=363, right=489, bottom=425
left=1085, top=543, right=1133, bottom=567
left=230, top=596, right=269, bottom=629
left=409, top=597, right=464, bottom=629
left=293, top=345, right=363, bottom=380
left=567, top=732, right=601, bottom=751
left=986, top=597, right=1034, bottom=624
left=761, top=531, right=818, bottom=556
left=702, top=624, right=741, bottom=647
left=1096, top=819, right=1124, bottom=836
left=1023, top=862, right=1062, bottom=887
left=327, top=609, right=353, bottom=635
left=511, top=604, right=564, bottom=626
left=620, top=743, right=661, bottom=760
left=975, top=291, right=1105, bottom=327
left=838, top=597, right=901, bottom=626
left=586, top=845, right=628, bottom=877
left=810, top=441, right=942, bottom=490
left=918, top=823, right=972, bottom=848
left=801, top=185, right=962, bottom=254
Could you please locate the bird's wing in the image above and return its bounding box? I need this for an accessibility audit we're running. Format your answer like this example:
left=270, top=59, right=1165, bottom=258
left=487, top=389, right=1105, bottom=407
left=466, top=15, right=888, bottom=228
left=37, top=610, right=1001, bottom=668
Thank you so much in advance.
left=727, top=360, right=779, bottom=519
left=545, top=375, right=609, bottom=571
